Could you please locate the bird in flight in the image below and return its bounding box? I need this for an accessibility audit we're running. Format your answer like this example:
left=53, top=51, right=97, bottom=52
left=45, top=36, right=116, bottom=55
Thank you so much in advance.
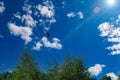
left=45, top=32, right=50, bottom=37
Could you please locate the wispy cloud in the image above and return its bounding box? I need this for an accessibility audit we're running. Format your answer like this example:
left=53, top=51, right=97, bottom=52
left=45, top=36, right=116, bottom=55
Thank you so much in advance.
left=88, top=64, right=106, bottom=76
left=67, top=12, right=75, bottom=18
left=23, top=3, right=32, bottom=14
left=98, top=15, right=120, bottom=55
left=0, top=2, right=5, bottom=14
left=67, top=11, right=84, bottom=19
left=21, top=14, right=37, bottom=27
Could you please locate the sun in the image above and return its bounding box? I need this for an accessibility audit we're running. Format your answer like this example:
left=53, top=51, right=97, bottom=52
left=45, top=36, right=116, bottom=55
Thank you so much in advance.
left=106, top=0, right=116, bottom=6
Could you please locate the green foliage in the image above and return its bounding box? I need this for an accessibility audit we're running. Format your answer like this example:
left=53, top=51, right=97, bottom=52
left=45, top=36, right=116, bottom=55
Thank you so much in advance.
left=39, top=72, right=47, bottom=80
left=71, top=57, right=91, bottom=80
left=101, top=75, right=111, bottom=80
left=47, top=60, right=60, bottom=80
left=59, top=54, right=73, bottom=80
left=13, top=51, right=40, bottom=80
left=0, top=52, right=100, bottom=80
left=90, top=78, right=97, bottom=80
left=0, top=72, right=13, bottom=80
left=59, top=54, right=91, bottom=80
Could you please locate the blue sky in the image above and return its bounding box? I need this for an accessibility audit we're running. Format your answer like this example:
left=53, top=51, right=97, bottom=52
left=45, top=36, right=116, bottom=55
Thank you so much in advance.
left=0, top=0, right=120, bottom=79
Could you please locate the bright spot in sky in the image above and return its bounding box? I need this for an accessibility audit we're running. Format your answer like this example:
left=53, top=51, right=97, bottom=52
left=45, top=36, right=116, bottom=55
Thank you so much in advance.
left=106, top=0, right=116, bottom=6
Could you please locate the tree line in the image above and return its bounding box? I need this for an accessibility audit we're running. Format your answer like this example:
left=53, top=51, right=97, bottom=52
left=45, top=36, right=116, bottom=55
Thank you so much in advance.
left=0, top=51, right=116, bottom=80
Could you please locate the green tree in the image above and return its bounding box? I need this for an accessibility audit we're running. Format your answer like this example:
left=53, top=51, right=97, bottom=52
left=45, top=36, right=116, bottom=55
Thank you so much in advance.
left=59, top=54, right=91, bottom=80
left=59, top=54, right=73, bottom=80
left=90, top=78, right=97, bottom=80
left=118, top=73, right=120, bottom=80
left=0, top=72, right=13, bottom=80
left=38, top=72, right=47, bottom=80
left=0, top=73, right=2, bottom=80
left=47, top=60, right=59, bottom=80
left=71, top=57, right=91, bottom=80
left=13, top=51, right=40, bottom=80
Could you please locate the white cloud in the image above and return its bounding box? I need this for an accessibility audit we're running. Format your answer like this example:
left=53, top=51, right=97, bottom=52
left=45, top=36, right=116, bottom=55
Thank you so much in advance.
left=32, top=36, right=62, bottom=51
left=67, top=12, right=75, bottom=18
left=88, top=64, right=106, bottom=76
left=8, top=0, right=62, bottom=50
left=37, top=4, right=54, bottom=18
left=13, top=13, right=21, bottom=19
left=23, top=4, right=32, bottom=14
left=98, top=15, right=120, bottom=55
left=41, top=37, right=62, bottom=49
left=35, top=0, right=56, bottom=25
left=32, top=42, right=42, bottom=51
left=106, top=72, right=118, bottom=80
left=49, top=18, right=56, bottom=23
left=8, top=23, right=33, bottom=44
left=67, top=11, right=84, bottom=19
left=13, top=12, right=37, bottom=28
left=43, top=0, right=54, bottom=11
left=44, top=27, right=50, bottom=31
left=108, top=49, right=120, bottom=55
left=107, top=44, right=120, bottom=50
left=77, top=11, right=84, bottom=19
left=22, top=14, right=37, bottom=27
left=0, top=2, right=5, bottom=14
left=108, top=37, right=120, bottom=43
left=98, top=22, right=112, bottom=37
left=13, top=13, right=37, bottom=28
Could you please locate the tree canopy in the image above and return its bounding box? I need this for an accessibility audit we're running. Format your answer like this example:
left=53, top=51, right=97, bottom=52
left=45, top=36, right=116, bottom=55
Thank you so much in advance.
left=0, top=51, right=116, bottom=80
left=13, top=51, right=40, bottom=80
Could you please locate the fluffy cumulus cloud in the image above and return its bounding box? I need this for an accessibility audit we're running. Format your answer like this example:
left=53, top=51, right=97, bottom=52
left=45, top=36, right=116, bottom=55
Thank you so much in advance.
left=32, top=37, right=62, bottom=51
left=67, top=11, right=83, bottom=19
left=35, top=0, right=56, bottom=24
left=37, top=5, right=54, bottom=18
left=32, top=42, right=42, bottom=51
left=88, top=64, right=106, bottom=76
left=106, top=72, right=118, bottom=80
left=41, top=37, right=62, bottom=49
left=0, top=2, right=5, bottom=14
left=98, top=15, right=120, bottom=55
left=98, top=22, right=112, bottom=37
left=8, top=0, right=62, bottom=50
left=8, top=23, right=33, bottom=44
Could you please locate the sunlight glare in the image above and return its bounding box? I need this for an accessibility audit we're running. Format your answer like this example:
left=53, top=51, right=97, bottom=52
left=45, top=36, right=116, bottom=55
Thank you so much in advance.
left=106, top=0, right=116, bottom=6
